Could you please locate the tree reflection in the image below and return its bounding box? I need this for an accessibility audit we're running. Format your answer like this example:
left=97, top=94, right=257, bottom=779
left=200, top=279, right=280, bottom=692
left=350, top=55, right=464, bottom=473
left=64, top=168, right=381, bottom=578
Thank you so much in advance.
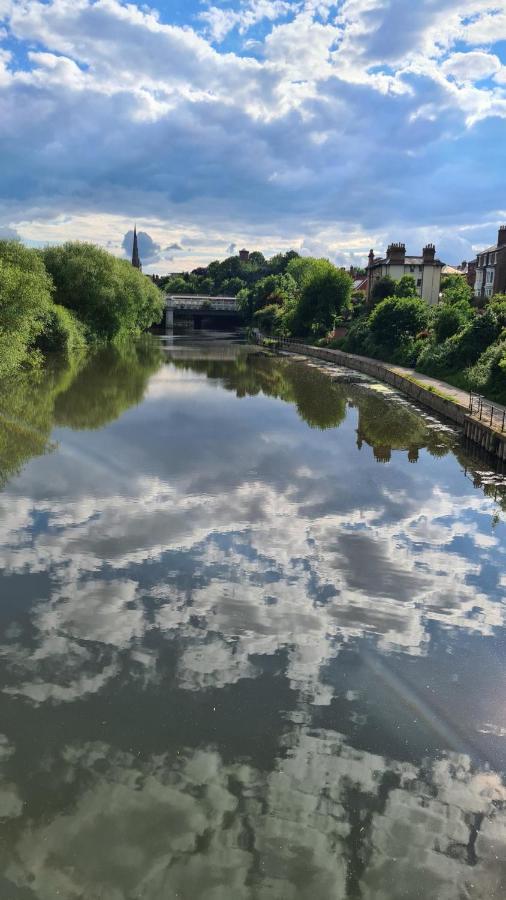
left=0, top=337, right=163, bottom=488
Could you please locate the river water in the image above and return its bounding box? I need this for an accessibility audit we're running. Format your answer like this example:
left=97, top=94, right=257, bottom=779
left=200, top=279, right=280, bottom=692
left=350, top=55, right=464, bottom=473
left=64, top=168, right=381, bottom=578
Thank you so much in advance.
left=0, top=333, right=505, bottom=899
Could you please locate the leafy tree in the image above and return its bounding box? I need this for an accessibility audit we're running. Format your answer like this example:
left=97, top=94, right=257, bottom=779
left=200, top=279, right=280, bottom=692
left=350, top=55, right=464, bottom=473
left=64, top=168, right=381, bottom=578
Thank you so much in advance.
left=220, top=276, right=246, bottom=296
left=43, top=242, right=164, bottom=341
left=248, top=251, right=266, bottom=266
left=394, top=275, right=417, bottom=298
left=369, top=296, right=429, bottom=351
left=371, top=276, right=396, bottom=305
left=440, top=273, right=472, bottom=306
left=284, top=258, right=352, bottom=336
left=0, top=240, right=54, bottom=374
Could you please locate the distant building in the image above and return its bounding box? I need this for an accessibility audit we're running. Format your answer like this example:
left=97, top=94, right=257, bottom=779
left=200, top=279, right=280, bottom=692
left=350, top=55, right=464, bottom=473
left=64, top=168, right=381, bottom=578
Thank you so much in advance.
left=367, top=243, right=443, bottom=306
left=474, top=226, right=506, bottom=300
left=131, top=225, right=142, bottom=271
left=441, top=261, right=477, bottom=291
left=239, top=248, right=250, bottom=262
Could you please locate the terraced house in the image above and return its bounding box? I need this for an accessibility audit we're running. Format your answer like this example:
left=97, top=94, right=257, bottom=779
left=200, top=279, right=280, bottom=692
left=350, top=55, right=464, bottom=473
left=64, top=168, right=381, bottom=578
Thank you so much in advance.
left=474, top=226, right=506, bottom=300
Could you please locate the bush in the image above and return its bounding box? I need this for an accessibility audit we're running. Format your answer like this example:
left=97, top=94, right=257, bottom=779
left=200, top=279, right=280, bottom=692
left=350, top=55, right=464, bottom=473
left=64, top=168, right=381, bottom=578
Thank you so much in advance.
left=36, top=304, right=87, bottom=356
left=418, top=310, right=499, bottom=375
left=432, top=301, right=472, bottom=343
left=369, top=295, right=429, bottom=351
left=465, top=340, right=506, bottom=402
left=42, top=242, right=164, bottom=341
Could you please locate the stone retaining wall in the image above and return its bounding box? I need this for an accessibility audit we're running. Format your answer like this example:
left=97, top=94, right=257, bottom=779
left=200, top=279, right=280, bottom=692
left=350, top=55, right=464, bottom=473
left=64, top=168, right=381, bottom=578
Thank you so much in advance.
left=278, top=341, right=506, bottom=463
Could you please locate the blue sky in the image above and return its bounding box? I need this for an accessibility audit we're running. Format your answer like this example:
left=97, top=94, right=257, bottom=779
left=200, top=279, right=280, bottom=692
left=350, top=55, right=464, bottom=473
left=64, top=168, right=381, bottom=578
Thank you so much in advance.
left=0, top=0, right=505, bottom=272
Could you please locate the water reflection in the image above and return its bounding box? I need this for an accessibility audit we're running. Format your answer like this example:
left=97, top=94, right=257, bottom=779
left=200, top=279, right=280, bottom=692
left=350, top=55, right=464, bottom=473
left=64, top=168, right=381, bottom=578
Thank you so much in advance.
left=0, top=335, right=505, bottom=898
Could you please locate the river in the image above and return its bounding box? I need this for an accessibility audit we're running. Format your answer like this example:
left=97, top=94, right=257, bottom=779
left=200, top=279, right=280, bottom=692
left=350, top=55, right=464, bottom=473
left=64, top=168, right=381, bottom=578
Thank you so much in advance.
left=0, top=333, right=505, bottom=899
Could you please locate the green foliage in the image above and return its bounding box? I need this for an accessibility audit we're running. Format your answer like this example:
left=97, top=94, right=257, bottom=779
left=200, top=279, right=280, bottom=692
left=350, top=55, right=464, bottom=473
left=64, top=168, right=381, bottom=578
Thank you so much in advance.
left=394, top=275, right=417, bottom=298
left=465, top=339, right=506, bottom=403
left=42, top=242, right=164, bottom=341
left=440, top=273, right=473, bottom=306
left=36, top=304, right=87, bottom=357
left=490, top=296, right=506, bottom=328
left=371, top=276, right=396, bottom=305
left=432, top=301, right=472, bottom=343
left=253, top=303, right=283, bottom=333
left=0, top=241, right=54, bottom=375
left=418, top=310, right=499, bottom=375
left=161, top=249, right=300, bottom=299
left=369, top=296, right=429, bottom=351
left=283, top=258, right=352, bottom=337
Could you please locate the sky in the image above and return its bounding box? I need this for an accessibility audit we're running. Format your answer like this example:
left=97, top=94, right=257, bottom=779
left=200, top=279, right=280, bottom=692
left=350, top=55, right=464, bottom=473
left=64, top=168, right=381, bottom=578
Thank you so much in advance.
left=0, top=0, right=505, bottom=272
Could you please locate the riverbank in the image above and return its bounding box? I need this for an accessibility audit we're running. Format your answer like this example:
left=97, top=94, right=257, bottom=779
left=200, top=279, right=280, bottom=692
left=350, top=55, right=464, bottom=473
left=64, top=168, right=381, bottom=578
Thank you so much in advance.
left=268, top=339, right=506, bottom=462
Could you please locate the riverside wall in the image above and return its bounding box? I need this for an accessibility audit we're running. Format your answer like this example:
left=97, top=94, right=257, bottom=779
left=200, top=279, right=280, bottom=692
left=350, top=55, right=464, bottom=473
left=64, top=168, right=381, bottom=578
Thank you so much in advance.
left=276, top=341, right=506, bottom=463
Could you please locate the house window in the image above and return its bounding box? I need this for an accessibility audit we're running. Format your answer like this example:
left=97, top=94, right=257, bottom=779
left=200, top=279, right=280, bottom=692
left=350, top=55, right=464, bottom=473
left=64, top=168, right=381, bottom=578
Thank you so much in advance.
left=409, top=265, right=415, bottom=272
left=417, top=279, right=422, bottom=287
left=487, top=270, right=494, bottom=283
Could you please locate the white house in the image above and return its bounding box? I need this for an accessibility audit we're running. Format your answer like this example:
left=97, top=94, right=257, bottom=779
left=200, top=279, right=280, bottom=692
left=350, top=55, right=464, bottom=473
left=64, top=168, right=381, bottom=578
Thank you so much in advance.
left=366, top=243, right=443, bottom=306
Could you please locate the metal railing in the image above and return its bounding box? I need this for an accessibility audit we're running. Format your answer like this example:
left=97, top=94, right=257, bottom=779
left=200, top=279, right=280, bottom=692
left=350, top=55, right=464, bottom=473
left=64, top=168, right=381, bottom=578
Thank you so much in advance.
left=469, top=392, right=506, bottom=432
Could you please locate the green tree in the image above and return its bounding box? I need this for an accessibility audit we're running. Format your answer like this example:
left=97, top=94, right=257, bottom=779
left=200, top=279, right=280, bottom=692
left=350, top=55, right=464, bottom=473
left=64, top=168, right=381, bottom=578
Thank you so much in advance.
left=371, top=276, right=396, bottom=305
left=284, top=258, right=352, bottom=336
left=440, top=274, right=473, bottom=306
left=0, top=240, right=54, bottom=375
left=394, top=275, right=417, bottom=298
left=43, top=242, right=164, bottom=341
left=369, top=296, right=429, bottom=351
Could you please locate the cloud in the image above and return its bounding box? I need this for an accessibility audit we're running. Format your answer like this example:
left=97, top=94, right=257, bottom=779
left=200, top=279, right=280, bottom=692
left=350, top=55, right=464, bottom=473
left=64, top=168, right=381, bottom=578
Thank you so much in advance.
left=122, top=229, right=162, bottom=263
left=0, top=0, right=505, bottom=268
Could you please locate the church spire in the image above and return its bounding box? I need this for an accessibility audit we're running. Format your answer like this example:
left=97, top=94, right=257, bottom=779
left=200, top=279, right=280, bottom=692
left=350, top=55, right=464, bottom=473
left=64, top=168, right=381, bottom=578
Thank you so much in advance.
left=132, top=225, right=142, bottom=270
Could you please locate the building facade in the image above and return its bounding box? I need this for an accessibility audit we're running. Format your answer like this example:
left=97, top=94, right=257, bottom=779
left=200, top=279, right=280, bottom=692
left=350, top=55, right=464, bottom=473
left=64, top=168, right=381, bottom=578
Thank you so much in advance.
left=367, top=243, right=443, bottom=305
left=474, top=227, right=506, bottom=300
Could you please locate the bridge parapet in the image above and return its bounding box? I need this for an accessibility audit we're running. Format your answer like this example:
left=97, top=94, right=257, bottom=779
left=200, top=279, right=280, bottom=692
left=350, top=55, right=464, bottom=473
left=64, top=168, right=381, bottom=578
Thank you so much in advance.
left=166, top=295, right=239, bottom=312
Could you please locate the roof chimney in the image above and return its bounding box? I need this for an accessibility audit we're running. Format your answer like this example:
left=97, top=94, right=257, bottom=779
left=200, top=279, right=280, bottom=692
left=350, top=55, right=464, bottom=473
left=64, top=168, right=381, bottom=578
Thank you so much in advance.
left=423, top=243, right=436, bottom=264
left=368, top=249, right=375, bottom=266
left=498, top=226, right=506, bottom=248
left=387, top=243, right=406, bottom=263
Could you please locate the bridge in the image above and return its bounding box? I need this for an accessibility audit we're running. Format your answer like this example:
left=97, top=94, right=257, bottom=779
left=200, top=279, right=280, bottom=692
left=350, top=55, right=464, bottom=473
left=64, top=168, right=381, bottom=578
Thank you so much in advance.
left=164, top=295, right=242, bottom=329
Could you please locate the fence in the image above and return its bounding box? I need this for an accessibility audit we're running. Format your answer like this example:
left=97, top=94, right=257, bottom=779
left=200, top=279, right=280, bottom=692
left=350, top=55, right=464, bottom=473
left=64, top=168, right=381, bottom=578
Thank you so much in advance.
left=469, top=392, right=506, bottom=432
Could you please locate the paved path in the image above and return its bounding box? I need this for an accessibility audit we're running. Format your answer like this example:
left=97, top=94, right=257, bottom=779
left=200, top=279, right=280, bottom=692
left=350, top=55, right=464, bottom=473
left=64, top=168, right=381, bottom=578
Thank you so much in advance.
left=388, top=364, right=506, bottom=418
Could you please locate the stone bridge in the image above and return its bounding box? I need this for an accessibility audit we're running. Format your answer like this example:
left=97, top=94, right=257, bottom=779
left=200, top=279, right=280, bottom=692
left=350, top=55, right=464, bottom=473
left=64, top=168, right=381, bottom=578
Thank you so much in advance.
left=164, top=295, right=242, bottom=329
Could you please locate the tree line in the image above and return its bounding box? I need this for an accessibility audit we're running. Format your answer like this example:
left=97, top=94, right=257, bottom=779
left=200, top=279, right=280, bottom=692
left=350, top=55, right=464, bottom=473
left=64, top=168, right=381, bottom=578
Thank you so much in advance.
left=162, top=250, right=354, bottom=338
left=0, top=240, right=163, bottom=376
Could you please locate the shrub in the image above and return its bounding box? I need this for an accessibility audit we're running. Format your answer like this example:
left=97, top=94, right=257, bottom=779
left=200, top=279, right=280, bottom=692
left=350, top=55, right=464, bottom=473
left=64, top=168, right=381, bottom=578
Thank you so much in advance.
left=465, top=340, right=506, bottom=403
left=369, top=295, right=429, bottom=351
left=432, top=301, right=472, bottom=343
left=418, top=310, right=499, bottom=375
